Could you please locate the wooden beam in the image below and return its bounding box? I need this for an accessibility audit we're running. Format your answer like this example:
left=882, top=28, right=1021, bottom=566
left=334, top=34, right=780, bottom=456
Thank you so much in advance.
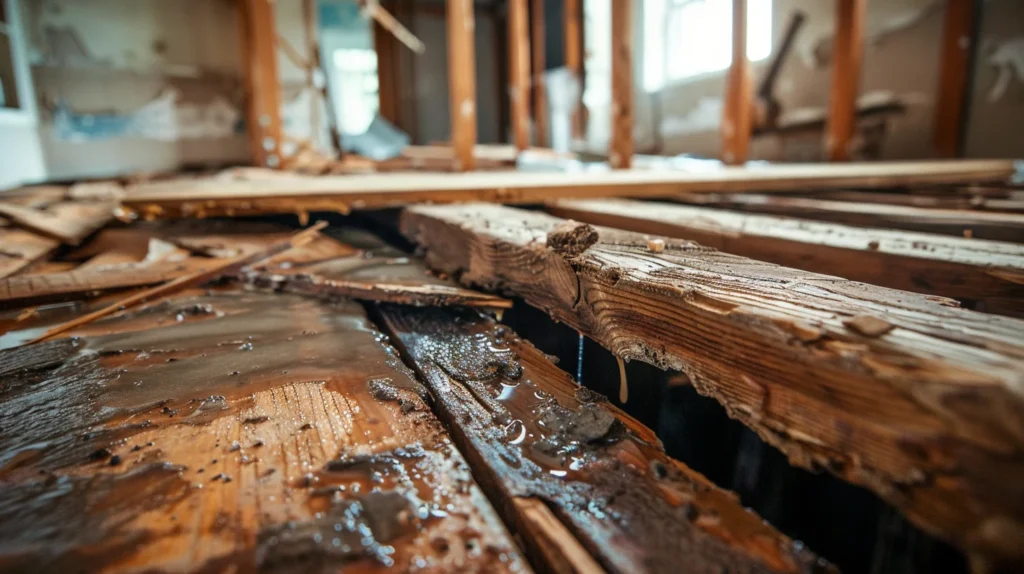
left=508, top=0, right=530, bottom=151
left=609, top=0, right=634, bottom=168
left=722, top=0, right=752, bottom=165
left=529, top=0, right=549, bottom=147
left=376, top=305, right=829, bottom=573
left=933, top=0, right=975, bottom=158
left=239, top=0, right=284, bottom=168
left=0, top=289, right=528, bottom=572
left=398, top=202, right=1024, bottom=565
left=825, top=0, right=865, bottom=161
left=118, top=159, right=1019, bottom=219
left=374, top=3, right=400, bottom=124
left=547, top=198, right=1024, bottom=315
left=446, top=0, right=477, bottom=171
left=674, top=192, right=1024, bottom=243
left=564, top=0, right=584, bottom=140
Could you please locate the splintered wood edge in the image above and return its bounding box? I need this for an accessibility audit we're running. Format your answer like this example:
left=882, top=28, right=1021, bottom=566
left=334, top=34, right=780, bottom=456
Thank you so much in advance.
left=395, top=202, right=1024, bottom=567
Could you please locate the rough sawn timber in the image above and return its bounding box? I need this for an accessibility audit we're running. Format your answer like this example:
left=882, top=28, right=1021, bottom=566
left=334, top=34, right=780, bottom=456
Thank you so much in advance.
left=399, top=202, right=1024, bottom=568
left=0, top=289, right=528, bottom=572
left=376, top=304, right=830, bottom=574
left=547, top=198, right=1024, bottom=316
left=117, top=159, right=1016, bottom=219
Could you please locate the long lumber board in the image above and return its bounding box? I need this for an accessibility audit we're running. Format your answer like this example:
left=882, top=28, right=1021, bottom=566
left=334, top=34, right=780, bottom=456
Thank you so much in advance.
left=547, top=198, right=1024, bottom=316
left=376, top=304, right=829, bottom=573
left=399, top=203, right=1024, bottom=567
left=676, top=193, right=1024, bottom=243
left=0, top=289, right=528, bottom=572
left=117, top=159, right=1016, bottom=219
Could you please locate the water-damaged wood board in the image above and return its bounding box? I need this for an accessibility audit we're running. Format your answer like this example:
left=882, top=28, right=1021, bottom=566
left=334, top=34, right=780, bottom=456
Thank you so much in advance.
left=0, top=288, right=529, bottom=573
left=399, top=202, right=1024, bottom=568
left=376, top=304, right=831, bottom=574
left=547, top=198, right=1024, bottom=316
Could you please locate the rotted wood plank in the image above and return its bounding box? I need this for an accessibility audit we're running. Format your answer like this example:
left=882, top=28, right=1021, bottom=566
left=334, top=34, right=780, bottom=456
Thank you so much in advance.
left=376, top=304, right=830, bottom=573
left=0, top=289, right=527, bottom=572
left=399, top=202, right=1024, bottom=568
left=0, top=227, right=60, bottom=279
left=117, top=159, right=1018, bottom=219
left=0, top=201, right=114, bottom=245
left=547, top=198, right=1024, bottom=315
left=674, top=193, right=1024, bottom=243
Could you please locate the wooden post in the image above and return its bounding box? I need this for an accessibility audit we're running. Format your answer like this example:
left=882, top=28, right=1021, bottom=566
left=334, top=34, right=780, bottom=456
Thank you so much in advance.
left=721, top=0, right=752, bottom=165
left=508, top=0, right=530, bottom=151
left=825, top=0, right=865, bottom=162
left=564, top=0, right=584, bottom=141
left=374, top=3, right=399, bottom=125
left=447, top=0, right=477, bottom=171
left=610, top=0, right=633, bottom=169
left=238, top=0, right=284, bottom=168
left=933, top=0, right=975, bottom=158
left=530, top=0, right=549, bottom=147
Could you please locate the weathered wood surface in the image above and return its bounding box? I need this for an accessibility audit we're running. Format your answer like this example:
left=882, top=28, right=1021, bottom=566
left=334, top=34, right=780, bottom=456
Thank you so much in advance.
left=399, top=203, right=1024, bottom=567
left=117, top=159, right=1017, bottom=219
left=0, top=201, right=114, bottom=245
left=0, top=226, right=60, bottom=279
left=675, top=193, right=1024, bottom=243
left=377, top=305, right=830, bottom=573
left=0, top=289, right=528, bottom=572
left=800, top=189, right=1024, bottom=213
left=547, top=198, right=1024, bottom=315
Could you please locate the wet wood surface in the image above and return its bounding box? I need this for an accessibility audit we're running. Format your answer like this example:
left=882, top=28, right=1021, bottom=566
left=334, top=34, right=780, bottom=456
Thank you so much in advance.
left=0, top=288, right=529, bottom=573
left=547, top=198, right=1024, bottom=316
left=377, top=304, right=830, bottom=574
left=675, top=193, right=1024, bottom=243
left=116, top=160, right=1017, bottom=219
left=399, top=202, right=1024, bottom=567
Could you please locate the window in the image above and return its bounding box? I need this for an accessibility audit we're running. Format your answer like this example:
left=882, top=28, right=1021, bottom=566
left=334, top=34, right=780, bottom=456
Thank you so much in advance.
left=331, top=48, right=379, bottom=134
left=643, top=0, right=772, bottom=92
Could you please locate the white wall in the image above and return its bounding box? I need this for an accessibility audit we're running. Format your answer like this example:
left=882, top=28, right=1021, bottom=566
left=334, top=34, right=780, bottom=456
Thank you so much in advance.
left=0, top=0, right=45, bottom=189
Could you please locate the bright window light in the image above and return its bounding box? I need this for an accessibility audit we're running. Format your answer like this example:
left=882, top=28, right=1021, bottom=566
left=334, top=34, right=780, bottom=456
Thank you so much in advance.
left=644, top=0, right=772, bottom=92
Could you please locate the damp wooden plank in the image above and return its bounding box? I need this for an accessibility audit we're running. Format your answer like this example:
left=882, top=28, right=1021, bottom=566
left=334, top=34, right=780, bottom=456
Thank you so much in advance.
left=675, top=193, right=1024, bottom=243
left=0, top=288, right=528, bottom=572
left=117, top=159, right=1018, bottom=219
left=399, top=202, right=1024, bottom=567
left=0, top=226, right=60, bottom=279
left=547, top=198, right=1024, bottom=315
left=376, top=304, right=830, bottom=574
left=0, top=201, right=114, bottom=245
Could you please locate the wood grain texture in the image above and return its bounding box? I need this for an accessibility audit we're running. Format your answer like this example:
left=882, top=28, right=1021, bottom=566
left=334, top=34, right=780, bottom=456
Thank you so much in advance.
left=239, top=0, right=284, bottom=168
left=0, top=289, right=528, bottom=572
left=722, top=0, right=752, bottom=165
left=446, top=0, right=477, bottom=171
left=0, top=201, right=113, bottom=245
left=399, top=202, right=1024, bottom=567
left=508, top=0, right=530, bottom=151
left=0, top=227, right=59, bottom=279
left=825, top=0, right=865, bottom=161
left=675, top=193, right=1024, bottom=243
left=377, top=304, right=830, bottom=574
left=933, top=0, right=974, bottom=158
left=609, top=0, right=633, bottom=169
left=547, top=198, right=1024, bottom=315
left=117, top=159, right=1017, bottom=220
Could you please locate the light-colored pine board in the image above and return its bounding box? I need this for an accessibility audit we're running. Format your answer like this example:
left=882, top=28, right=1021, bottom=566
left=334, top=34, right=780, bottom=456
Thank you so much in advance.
left=0, top=201, right=114, bottom=245
left=0, top=289, right=528, bottom=572
left=399, top=202, right=1024, bottom=567
left=0, top=227, right=60, bottom=279
left=446, top=0, right=477, bottom=171
left=547, top=198, right=1024, bottom=315
left=118, top=159, right=1018, bottom=220
left=377, top=304, right=830, bottom=573
left=675, top=193, right=1024, bottom=242
left=721, top=0, right=752, bottom=165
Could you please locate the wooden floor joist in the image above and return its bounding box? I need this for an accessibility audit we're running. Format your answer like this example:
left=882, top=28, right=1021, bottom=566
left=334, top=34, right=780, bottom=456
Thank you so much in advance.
left=0, top=289, right=529, bottom=572
left=398, top=202, right=1024, bottom=566
left=376, top=304, right=830, bottom=573
left=676, top=193, right=1024, bottom=243
left=117, top=159, right=1018, bottom=219
left=547, top=198, right=1024, bottom=315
